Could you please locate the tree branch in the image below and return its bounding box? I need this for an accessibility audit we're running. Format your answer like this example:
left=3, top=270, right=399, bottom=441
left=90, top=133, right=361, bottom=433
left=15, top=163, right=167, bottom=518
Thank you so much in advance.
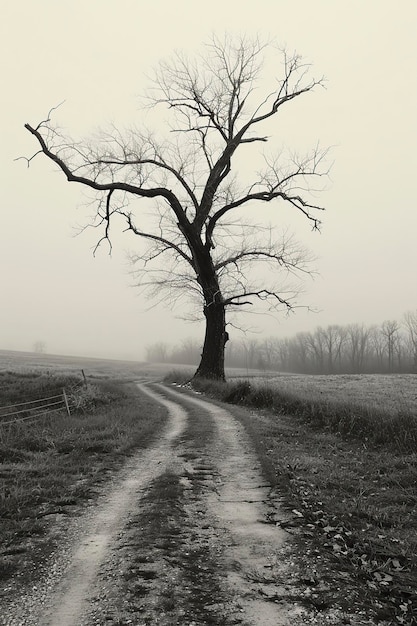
left=92, top=189, right=114, bottom=256
left=93, top=156, right=199, bottom=212
left=123, top=213, right=194, bottom=267
left=224, top=289, right=295, bottom=310
left=24, top=122, right=189, bottom=227
left=205, top=187, right=324, bottom=249
left=214, top=249, right=309, bottom=273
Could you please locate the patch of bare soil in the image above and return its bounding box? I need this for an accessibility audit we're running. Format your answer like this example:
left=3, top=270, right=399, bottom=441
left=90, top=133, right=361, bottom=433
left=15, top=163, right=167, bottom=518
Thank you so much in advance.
left=1, top=382, right=369, bottom=625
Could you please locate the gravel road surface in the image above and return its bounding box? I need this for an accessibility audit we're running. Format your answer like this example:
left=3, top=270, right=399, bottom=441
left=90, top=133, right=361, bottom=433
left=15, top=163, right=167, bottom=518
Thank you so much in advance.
left=2, top=383, right=305, bottom=625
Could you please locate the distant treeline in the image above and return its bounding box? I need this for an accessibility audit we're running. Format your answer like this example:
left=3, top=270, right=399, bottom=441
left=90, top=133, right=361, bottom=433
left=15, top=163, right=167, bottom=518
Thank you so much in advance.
left=146, top=311, right=417, bottom=374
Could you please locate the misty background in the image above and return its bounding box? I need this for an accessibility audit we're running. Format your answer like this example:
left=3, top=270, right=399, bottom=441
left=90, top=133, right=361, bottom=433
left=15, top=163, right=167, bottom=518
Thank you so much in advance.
left=1, top=1, right=416, bottom=361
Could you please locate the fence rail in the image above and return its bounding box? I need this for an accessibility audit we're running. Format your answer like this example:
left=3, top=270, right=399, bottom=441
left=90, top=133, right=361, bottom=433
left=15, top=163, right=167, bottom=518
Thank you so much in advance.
left=0, top=390, right=72, bottom=426
left=0, top=394, right=64, bottom=415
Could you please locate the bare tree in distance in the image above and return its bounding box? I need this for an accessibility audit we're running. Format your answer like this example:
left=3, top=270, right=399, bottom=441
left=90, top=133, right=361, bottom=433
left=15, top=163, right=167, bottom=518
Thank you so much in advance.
left=146, top=310, right=417, bottom=374
left=145, top=342, right=168, bottom=363
left=381, top=320, right=401, bottom=373
left=345, top=324, right=371, bottom=373
left=403, top=310, right=417, bottom=372
left=22, top=35, right=329, bottom=380
left=33, top=340, right=46, bottom=354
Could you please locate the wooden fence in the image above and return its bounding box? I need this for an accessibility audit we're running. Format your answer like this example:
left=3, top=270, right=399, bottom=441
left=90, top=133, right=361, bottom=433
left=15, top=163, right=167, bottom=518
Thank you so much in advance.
left=0, top=390, right=72, bottom=426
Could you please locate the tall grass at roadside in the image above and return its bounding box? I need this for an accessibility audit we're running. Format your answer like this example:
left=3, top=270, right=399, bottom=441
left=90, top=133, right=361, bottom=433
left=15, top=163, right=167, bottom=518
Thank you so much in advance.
left=164, top=371, right=417, bottom=452
left=0, top=370, right=82, bottom=408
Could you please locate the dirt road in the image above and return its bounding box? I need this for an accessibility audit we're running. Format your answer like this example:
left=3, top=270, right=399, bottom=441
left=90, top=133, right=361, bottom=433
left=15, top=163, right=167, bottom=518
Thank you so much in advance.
left=2, top=383, right=305, bottom=625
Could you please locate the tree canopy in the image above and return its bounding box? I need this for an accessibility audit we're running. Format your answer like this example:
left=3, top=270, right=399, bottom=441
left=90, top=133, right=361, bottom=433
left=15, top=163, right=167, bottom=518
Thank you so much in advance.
left=23, top=35, right=329, bottom=380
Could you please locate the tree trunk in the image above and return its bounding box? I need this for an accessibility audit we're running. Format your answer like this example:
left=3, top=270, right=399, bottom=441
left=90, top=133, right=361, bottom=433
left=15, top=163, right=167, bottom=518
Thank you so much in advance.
left=194, top=300, right=227, bottom=380
left=191, top=250, right=228, bottom=381
left=182, top=224, right=228, bottom=381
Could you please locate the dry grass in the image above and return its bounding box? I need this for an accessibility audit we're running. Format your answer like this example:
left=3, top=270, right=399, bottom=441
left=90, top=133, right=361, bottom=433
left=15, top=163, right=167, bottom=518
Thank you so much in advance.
left=0, top=349, right=194, bottom=382
left=183, top=373, right=417, bottom=453
left=165, top=370, right=417, bottom=623
left=238, top=372, right=417, bottom=416
left=230, top=404, right=417, bottom=624
left=0, top=369, right=168, bottom=584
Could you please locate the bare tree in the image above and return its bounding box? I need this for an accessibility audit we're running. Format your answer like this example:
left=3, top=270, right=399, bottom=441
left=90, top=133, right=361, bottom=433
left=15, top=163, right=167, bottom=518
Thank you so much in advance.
left=404, top=310, right=417, bottom=372
left=145, top=342, right=168, bottom=363
left=260, top=336, right=282, bottom=371
left=305, top=329, right=326, bottom=373
left=275, top=336, right=294, bottom=372
left=22, top=35, right=328, bottom=380
left=33, top=340, right=46, bottom=354
left=369, top=326, right=387, bottom=372
left=292, top=331, right=312, bottom=373
left=317, top=325, right=346, bottom=373
left=345, top=323, right=370, bottom=373
left=170, top=338, right=201, bottom=366
left=381, top=320, right=401, bottom=372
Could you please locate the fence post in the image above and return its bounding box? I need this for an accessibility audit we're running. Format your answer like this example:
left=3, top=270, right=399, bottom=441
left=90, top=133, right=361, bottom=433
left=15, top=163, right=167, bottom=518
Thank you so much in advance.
left=63, top=389, right=71, bottom=417
left=81, top=369, right=87, bottom=387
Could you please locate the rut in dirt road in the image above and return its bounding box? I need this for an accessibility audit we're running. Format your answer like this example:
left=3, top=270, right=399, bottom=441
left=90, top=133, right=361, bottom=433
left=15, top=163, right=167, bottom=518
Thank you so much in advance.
left=81, top=384, right=303, bottom=625
left=44, top=386, right=188, bottom=626
left=3, top=383, right=304, bottom=626
left=2, top=384, right=187, bottom=626
left=158, top=385, right=304, bottom=626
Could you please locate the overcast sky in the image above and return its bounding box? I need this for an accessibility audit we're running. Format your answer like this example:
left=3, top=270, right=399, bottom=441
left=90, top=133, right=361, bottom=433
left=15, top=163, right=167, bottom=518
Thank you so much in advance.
left=1, top=0, right=416, bottom=360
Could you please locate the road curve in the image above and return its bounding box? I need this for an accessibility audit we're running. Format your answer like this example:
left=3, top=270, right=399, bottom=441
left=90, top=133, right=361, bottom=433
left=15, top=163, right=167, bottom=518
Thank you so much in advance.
left=3, top=383, right=304, bottom=625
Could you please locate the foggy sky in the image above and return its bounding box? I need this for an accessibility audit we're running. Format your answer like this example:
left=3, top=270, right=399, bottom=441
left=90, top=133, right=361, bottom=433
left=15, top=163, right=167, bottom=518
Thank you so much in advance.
left=1, top=0, right=416, bottom=360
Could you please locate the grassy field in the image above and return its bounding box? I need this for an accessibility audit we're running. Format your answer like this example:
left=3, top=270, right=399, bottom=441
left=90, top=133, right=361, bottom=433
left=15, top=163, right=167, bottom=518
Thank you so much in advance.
left=0, top=349, right=162, bottom=381
left=237, top=372, right=417, bottom=417
left=1, top=351, right=416, bottom=623
left=0, top=360, right=168, bottom=584
left=220, top=372, right=417, bottom=453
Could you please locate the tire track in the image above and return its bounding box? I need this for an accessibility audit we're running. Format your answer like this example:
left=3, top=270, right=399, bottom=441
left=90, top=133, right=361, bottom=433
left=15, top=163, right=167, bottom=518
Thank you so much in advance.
left=3, top=385, right=187, bottom=626
left=3, top=383, right=305, bottom=625
left=159, top=385, right=305, bottom=625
